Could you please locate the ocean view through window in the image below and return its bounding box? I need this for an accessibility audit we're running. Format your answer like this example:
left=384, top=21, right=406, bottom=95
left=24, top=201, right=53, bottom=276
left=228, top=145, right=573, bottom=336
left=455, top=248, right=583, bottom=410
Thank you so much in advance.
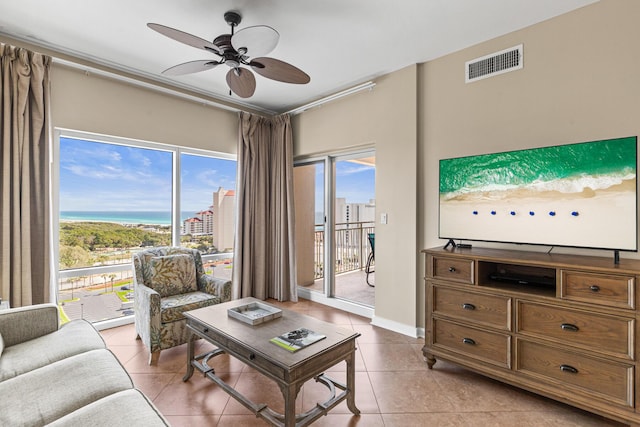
left=56, top=131, right=236, bottom=327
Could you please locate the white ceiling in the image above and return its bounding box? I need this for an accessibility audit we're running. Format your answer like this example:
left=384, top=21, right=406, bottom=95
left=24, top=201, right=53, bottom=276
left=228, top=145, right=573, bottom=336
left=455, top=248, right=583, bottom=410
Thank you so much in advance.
left=0, top=0, right=598, bottom=114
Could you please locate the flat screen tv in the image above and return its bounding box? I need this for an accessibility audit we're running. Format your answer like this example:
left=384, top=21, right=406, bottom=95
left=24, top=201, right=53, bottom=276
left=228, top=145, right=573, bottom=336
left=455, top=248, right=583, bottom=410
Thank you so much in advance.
left=439, top=136, right=638, bottom=253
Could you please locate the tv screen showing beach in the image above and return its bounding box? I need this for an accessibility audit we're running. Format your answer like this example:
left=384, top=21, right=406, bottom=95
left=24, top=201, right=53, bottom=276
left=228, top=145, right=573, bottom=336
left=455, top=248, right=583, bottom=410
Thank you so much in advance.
left=439, top=136, right=638, bottom=251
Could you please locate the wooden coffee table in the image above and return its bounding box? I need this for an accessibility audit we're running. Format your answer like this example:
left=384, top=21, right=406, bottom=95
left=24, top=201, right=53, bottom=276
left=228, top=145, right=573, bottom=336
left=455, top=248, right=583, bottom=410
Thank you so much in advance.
left=183, top=297, right=361, bottom=427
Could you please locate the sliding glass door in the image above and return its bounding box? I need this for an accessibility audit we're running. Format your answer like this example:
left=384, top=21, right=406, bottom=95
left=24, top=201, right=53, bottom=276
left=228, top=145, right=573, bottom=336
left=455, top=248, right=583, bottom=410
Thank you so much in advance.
left=333, top=153, right=376, bottom=304
left=294, top=151, right=375, bottom=310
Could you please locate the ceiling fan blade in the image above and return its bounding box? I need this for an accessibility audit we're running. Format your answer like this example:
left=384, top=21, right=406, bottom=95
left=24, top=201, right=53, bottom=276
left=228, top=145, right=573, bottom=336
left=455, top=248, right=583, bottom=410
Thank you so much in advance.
left=226, top=68, right=256, bottom=98
left=231, top=25, right=279, bottom=57
left=147, top=23, right=222, bottom=54
left=249, top=57, right=310, bottom=84
left=162, top=60, right=220, bottom=76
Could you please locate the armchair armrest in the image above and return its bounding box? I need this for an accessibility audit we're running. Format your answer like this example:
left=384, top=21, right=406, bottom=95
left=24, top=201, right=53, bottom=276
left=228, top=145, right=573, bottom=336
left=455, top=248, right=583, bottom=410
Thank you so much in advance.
left=199, top=275, right=232, bottom=302
left=0, top=303, right=59, bottom=347
left=134, top=283, right=161, bottom=334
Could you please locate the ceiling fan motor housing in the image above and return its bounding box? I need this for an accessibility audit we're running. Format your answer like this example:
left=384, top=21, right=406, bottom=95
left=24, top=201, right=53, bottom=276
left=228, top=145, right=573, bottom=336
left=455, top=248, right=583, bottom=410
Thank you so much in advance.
left=224, top=11, right=242, bottom=28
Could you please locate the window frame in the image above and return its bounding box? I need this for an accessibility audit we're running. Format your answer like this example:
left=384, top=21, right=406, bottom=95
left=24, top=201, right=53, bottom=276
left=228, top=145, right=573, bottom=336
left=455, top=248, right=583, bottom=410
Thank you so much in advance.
left=51, top=128, right=236, bottom=328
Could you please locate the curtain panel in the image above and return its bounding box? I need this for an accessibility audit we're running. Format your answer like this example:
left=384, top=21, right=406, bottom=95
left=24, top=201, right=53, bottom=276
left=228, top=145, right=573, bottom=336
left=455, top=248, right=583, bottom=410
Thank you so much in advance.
left=232, top=112, right=297, bottom=302
left=0, top=43, right=52, bottom=307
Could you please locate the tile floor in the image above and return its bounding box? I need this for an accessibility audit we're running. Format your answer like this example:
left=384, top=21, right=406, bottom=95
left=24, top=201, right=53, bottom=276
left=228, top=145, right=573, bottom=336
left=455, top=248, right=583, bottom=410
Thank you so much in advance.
left=100, top=299, right=628, bottom=426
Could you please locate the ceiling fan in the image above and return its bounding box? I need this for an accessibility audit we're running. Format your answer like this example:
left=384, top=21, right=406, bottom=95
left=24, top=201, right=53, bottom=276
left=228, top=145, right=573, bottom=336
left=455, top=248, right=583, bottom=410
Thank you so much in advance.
left=148, top=11, right=310, bottom=98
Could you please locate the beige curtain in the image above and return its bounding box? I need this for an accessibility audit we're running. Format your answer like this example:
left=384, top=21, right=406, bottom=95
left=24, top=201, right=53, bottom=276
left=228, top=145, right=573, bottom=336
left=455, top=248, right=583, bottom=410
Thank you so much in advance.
left=0, top=43, right=52, bottom=307
left=232, top=112, right=297, bottom=301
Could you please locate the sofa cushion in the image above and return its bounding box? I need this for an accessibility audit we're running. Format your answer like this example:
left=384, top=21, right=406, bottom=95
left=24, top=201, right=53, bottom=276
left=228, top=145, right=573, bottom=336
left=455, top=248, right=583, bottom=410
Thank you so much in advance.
left=149, top=254, right=197, bottom=297
left=46, top=389, right=169, bottom=427
left=0, top=319, right=106, bottom=381
left=160, top=291, right=221, bottom=323
left=0, top=349, right=133, bottom=426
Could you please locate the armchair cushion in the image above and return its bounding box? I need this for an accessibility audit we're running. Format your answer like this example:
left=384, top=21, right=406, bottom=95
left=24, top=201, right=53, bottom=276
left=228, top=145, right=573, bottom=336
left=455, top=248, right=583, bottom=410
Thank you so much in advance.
left=160, top=291, right=221, bottom=323
left=149, top=254, right=197, bottom=297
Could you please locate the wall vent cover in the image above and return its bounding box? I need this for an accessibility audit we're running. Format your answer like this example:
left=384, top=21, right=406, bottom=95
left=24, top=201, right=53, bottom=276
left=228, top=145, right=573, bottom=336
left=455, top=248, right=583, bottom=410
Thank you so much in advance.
left=465, top=44, right=523, bottom=83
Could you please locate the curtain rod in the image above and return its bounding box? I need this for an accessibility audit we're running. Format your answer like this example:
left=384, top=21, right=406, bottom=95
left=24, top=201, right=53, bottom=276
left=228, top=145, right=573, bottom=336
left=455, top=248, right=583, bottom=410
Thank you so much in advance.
left=285, top=81, right=376, bottom=115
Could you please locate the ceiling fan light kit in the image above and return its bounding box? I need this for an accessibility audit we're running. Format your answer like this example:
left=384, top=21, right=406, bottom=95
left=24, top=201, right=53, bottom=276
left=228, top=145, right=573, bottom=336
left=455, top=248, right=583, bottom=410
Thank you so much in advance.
left=148, top=10, right=310, bottom=98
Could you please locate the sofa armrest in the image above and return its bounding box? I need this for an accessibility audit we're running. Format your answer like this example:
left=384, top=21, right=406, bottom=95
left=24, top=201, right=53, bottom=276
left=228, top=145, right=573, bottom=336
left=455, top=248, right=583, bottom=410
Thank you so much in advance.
left=0, top=303, right=59, bottom=347
left=199, top=275, right=232, bottom=302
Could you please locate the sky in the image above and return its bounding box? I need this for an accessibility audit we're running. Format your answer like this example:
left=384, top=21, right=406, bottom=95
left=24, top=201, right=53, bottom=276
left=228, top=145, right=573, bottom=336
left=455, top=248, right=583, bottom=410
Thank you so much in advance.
left=312, top=160, right=376, bottom=210
left=335, top=160, right=376, bottom=203
left=59, top=137, right=237, bottom=212
left=59, top=137, right=374, bottom=214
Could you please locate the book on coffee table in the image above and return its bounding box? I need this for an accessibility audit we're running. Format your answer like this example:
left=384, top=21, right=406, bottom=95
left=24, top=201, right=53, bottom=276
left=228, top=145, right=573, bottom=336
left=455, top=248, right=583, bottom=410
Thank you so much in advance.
left=270, top=328, right=326, bottom=352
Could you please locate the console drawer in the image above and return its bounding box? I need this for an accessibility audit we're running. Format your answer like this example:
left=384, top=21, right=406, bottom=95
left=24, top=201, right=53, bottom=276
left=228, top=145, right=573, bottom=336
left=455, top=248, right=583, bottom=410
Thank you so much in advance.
left=561, top=270, right=634, bottom=309
left=516, top=339, right=633, bottom=407
left=431, top=256, right=475, bottom=284
left=433, top=285, right=511, bottom=330
left=517, top=301, right=633, bottom=359
left=433, top=319, right=509, bottom=368
left=226, top=339, right=286, bottom=379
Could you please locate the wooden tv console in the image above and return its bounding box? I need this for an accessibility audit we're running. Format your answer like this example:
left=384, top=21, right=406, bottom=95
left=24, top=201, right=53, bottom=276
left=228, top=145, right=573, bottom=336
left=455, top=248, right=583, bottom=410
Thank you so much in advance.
left=422, top=246, right=640, bottom=425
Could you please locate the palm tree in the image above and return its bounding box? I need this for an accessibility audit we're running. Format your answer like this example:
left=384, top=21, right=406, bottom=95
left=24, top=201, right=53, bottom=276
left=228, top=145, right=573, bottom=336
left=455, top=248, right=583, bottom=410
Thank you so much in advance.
left=109, top=274, right=117, bottom=293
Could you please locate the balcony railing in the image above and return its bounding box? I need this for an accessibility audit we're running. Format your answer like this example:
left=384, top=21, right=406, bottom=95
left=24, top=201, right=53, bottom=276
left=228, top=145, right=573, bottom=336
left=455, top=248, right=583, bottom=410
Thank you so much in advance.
left=314, top=221, right=374, bottom=279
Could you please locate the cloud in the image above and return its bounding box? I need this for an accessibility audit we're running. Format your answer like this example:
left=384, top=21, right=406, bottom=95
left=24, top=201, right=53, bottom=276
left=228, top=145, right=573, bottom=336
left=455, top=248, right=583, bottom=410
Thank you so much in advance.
left=336, top=165, right=374, bottom=176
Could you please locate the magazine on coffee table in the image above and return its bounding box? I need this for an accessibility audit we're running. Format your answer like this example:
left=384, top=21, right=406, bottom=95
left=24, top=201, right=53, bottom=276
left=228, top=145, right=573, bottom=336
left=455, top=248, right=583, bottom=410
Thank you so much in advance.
left=270, top=328, right=326, bottom=352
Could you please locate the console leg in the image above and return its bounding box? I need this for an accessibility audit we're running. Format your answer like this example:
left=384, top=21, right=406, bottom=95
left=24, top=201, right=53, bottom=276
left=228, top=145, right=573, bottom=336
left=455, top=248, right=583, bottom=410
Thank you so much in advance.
left=424, top=352, right=437, bottom=369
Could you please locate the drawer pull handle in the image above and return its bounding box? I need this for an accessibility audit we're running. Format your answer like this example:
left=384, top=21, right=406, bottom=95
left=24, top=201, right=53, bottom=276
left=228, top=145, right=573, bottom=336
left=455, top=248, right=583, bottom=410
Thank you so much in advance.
left=449, top=267, right=457, bottom=273
left=589, top=285, right=600, bottom=292
left=560, top=364, right=579, bottom=374
left=462, top=338, right=476, bottom=345
left=462, top=303, right=476, bottom=310
left=561, top=323, right=579, bottom=332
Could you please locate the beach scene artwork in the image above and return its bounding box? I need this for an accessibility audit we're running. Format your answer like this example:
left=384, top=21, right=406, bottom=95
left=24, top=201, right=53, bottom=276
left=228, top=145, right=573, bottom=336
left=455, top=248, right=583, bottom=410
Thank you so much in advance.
left=439, top=137, right=637, bottom=251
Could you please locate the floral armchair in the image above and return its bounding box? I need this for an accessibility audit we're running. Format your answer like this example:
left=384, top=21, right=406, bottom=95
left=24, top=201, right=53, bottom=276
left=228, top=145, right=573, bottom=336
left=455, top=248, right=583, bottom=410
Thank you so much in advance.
left=132, top=246, right=232, bottom=364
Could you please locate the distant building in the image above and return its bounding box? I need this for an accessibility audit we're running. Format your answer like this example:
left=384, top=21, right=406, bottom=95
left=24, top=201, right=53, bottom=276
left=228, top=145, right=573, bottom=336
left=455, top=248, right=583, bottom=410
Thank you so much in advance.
left=183, top=217, right=203, bottom=235
left=212, top=187, right=235, bottom=251
left=335, top=198, right=376, bottom=224
left=195, top=209, right=214, bottom=234
left=180, top=188, right=235, bottom=251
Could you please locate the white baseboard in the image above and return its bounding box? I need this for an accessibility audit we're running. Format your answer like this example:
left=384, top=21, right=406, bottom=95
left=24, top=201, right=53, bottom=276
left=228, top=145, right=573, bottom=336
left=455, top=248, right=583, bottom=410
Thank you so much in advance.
left=371, top=314, right=420, bottom=338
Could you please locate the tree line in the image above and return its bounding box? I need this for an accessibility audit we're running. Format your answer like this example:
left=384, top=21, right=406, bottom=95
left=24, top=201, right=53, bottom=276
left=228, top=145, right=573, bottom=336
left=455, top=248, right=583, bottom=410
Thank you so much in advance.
left=59, top=222, right=171, bottom=270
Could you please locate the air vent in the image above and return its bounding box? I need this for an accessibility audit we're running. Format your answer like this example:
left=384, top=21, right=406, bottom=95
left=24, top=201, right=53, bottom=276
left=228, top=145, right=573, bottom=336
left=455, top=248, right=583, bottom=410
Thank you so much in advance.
left=465, top=44, right=523, bottom=83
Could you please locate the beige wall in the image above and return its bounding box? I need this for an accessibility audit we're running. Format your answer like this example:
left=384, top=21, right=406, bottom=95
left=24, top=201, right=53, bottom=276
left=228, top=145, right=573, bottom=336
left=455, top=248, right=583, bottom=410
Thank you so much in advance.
left=51, top=65, right=237, bottom=152
left=293, top=65, right=418, bottom=333
left=418, top=0, right=640, bottom=326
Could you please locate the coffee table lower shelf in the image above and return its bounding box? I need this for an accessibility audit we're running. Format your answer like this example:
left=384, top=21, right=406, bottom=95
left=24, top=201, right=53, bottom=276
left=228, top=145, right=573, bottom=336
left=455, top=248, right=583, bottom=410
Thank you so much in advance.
left=184, top=349, right=356, bottom=427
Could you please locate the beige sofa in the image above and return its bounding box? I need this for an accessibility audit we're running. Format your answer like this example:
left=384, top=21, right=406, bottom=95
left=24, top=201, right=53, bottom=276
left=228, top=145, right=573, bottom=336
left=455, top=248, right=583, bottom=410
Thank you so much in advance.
left=0, top=304, right=169, bottom=426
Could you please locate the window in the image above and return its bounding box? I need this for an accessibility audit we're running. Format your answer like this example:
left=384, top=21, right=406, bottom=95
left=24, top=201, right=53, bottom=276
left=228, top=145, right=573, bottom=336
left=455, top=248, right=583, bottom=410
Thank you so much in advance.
left=54, top=130, right=236, bottom=327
